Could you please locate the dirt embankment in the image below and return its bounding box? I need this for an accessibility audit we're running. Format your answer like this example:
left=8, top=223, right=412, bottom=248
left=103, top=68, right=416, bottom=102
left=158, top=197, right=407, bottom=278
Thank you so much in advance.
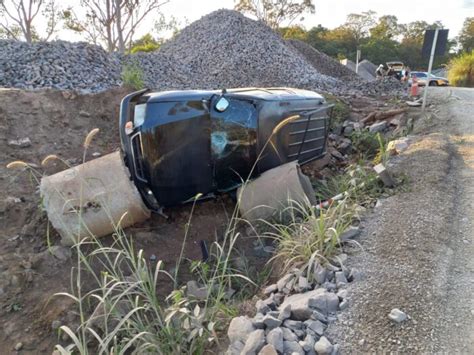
left=326, top=88, right=474, bottom=353
left=0, top=88, right=244, bottom=353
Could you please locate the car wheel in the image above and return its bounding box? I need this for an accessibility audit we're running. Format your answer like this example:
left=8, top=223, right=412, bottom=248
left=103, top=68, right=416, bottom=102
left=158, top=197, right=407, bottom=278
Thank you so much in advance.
left=429, top=81, right=438, bottom=86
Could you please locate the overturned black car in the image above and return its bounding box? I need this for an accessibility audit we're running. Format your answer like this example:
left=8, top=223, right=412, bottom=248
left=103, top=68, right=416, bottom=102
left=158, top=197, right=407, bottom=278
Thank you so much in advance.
left=120, top=88, right=333, bottom=210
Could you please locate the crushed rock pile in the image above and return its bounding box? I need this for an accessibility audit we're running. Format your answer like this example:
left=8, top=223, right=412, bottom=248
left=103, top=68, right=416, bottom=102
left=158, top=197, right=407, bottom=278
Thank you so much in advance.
left=0, top=10, right=405, bottom=98
left=0, top=40, right=121, bottom=92
left=120, top=51, right=192, bottom=90
left=157, top=9, right=339, bottom=91
left=287, top=39, right=362, bottom=83
left=340, top=59, right=375, bottom=82
left=359, top=59, right=377, bottom=78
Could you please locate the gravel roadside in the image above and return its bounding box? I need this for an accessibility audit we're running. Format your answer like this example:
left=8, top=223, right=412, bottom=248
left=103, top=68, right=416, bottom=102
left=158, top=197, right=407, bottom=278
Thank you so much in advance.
left=326, top=87, right=474, bottom=353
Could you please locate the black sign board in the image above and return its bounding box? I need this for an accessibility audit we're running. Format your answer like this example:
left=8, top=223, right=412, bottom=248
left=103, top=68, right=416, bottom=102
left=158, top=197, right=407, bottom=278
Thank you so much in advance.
left=422, top=29, right=449, bottom=58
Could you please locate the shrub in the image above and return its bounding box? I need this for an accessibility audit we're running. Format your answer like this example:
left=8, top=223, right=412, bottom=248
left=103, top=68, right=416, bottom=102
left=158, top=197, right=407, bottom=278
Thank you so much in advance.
left=121, top=63, right=144, bottom=90
left=448, top=50, right=474, bottom=87
left=350, top=130, right=381, bottom=158
left=313, top=164, right=384, bottom=206
left=130, top=33, right=161, bottom=54
left=265, top=200, right=353, bottom=272
left=324, top=95, right=350, bottom=130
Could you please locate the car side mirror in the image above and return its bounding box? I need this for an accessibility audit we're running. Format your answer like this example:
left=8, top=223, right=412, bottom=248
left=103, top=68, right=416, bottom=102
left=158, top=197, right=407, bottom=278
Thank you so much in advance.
left=215, top=97, right=229, bottom=112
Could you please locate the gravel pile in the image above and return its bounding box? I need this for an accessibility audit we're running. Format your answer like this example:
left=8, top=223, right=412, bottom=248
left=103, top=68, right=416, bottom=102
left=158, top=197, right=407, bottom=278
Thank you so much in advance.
left=287, top=39, right=362, bottom=83
left=355, top=76, right=405, bottom=96
left=158, top=9, right=339, bottom=91
left=0, top=10, right=405, bottom=98
left=121, top=51, right=192, bottom=90
left=358, top=59, right=377, bottom=78
left=340, top=59, right=375, bottom=82
left=0, top=40, right=121, bottom=92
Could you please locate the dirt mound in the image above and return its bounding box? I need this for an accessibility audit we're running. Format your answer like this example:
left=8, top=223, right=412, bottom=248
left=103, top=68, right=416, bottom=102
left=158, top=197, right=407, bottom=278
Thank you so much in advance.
left=158, top=9, right=339, bottom=91
left=0, top=88, right=252, bottom=352
left=287, top=39, right=362, bottom=83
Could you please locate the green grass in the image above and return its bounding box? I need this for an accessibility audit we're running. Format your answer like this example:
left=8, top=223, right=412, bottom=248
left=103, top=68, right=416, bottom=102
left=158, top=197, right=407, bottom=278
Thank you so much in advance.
left=448, top=50, right=474, bottom=87
left=313, top=163, right=385, bottom=207
left=121, top=63, right=145, bottom=90
left=264, top=199, right=353, bottom=274
left=324, top=95, right=350, bottom=130
left=8, top=129, right=256, bottom=354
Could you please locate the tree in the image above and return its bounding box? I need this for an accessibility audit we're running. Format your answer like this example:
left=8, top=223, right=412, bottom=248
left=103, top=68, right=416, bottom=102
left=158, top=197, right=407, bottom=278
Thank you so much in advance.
left=399, top=20, right=447, bottom=69
left=344, top=10, right=376, bottom=45
left=370, top=15, right=400, bottom=40
left=0, top=0, right=59, bottom=42
left=62, top=0, right=169, bottom=53
left=278, top=25, right=307, bottom=40
left=459, top=17, right=474, bottom=52
left=448, top=50, right=474, bottom=87
left=234, top=0, right=315, bottom=29
left=129, top=33, right=161, bottom=53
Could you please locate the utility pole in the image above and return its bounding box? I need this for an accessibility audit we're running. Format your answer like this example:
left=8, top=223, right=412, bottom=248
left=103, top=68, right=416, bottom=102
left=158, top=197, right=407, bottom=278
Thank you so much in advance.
left=356, top=49, right=361, bottom=74
left=422, top=29, right=439, bottom=111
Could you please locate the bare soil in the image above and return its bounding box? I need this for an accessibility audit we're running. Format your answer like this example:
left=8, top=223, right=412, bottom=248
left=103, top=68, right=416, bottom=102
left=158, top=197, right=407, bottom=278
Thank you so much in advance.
left=0, top=88, right=250, bottom=354
left=0, top=87, right=399, bottom=354
left=326, top=87, right=474, bottom=353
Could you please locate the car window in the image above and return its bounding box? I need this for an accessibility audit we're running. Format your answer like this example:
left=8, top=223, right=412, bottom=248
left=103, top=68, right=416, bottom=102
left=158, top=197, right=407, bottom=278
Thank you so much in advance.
left=416, top=73, right=427, bottom=77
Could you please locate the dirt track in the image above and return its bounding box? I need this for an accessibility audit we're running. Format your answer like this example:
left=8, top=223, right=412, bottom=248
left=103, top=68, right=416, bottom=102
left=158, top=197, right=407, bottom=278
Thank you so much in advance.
left=327, top=87, right=474, bottom=353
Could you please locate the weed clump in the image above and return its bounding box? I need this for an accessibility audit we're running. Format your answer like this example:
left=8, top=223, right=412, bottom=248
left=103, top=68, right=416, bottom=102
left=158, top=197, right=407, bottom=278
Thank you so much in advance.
left=121, top=63, right=145, bottom=90
left=448, top=50, right=474, bottom=87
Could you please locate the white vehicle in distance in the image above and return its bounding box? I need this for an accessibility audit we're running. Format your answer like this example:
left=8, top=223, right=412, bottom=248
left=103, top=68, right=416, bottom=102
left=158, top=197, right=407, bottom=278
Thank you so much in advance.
left=410, top=71, right=450, bottom=87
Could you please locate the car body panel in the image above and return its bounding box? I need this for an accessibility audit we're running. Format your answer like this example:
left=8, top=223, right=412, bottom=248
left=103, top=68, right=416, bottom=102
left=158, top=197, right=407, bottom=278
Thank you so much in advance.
left=120, top=88, right=332, bottom=208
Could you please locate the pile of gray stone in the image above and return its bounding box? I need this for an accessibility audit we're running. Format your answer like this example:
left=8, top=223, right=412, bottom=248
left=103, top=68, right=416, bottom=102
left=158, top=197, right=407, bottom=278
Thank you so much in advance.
left=287, top=40, right=362, bottom=84
left=157, top=9, right=339, bottom=92
left=0, top=40, right=121, bottom=92
left=226, top=251, right=362, bottom=355
left=0, top=10, right=405, bottom=97
left=120, top=51, right=192, bottom=90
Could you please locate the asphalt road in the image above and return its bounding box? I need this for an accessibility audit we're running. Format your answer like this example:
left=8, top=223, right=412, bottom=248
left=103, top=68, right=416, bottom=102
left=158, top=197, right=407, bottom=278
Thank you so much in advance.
left=326, top=87, right=474, bottom=353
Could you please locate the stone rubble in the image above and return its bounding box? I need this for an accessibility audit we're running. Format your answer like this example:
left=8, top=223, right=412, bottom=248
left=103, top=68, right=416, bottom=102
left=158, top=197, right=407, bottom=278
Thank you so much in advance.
left=226, top=254, right=362, bottom=354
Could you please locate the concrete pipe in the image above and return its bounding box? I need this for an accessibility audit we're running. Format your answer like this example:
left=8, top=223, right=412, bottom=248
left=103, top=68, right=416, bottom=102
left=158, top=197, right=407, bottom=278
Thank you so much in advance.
left=237, top=161, right=317, bottom=222
left=40, top=151, right=150, bottom=246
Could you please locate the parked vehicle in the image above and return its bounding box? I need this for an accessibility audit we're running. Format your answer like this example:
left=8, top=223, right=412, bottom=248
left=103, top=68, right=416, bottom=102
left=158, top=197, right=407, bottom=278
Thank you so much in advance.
left=120, top=88, right=333, bottom=208
left=386, top=61, right=405, bottom=79
left=410, top=71, right=450, bottom=86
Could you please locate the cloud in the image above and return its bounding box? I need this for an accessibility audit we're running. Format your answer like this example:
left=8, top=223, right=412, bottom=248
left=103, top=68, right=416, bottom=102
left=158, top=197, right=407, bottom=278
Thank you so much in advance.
left=463, top=0, right=474, bottom=8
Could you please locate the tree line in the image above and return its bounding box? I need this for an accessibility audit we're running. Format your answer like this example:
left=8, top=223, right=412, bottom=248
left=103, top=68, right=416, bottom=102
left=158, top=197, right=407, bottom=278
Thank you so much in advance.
left=0, top=0, right=473, bottom=73
left=279, top=14, right=473, bottom=71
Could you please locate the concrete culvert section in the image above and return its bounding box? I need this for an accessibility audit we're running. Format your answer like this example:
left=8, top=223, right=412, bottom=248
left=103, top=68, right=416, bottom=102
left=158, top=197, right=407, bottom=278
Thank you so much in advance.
left=237, top=161, right=317, bottom=221
left=40, top=151, right=150, bottom=246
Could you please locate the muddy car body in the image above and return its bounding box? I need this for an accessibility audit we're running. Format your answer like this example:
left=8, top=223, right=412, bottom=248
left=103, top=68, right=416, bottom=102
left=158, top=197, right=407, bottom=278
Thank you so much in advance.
left=120, top=88, right=332, bottom=209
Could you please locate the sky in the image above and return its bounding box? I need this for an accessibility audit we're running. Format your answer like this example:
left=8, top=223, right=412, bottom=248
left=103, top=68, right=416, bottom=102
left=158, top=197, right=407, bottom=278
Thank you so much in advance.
left=156, top=0, right=473, bottom=39
left=26, top=0, right=474, bottom=42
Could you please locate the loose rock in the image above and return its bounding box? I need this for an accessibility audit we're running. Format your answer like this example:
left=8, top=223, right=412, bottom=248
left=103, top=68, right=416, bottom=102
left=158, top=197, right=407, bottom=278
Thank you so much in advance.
left=258, top=344, right=278, bottom=355
left=227, top=316, right=255, bottom=343
left=266, top=327, right=284, bottom=353
left=314, top=336, right=333, bottom=355
left=388, top=308, right=407, bottom=323
left=283, top=340, right=304, bottom=355
left=242, top=329, right=265, bottom=355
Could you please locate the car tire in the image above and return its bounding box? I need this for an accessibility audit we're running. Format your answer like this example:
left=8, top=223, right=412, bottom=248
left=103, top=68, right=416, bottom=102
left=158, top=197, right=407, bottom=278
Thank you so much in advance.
left=429, top=81, right=438, bottom=86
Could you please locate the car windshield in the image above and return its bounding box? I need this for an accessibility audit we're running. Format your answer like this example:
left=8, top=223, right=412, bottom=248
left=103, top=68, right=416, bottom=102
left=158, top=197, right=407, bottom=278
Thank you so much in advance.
left=413, top=72, right=427, bottom=77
